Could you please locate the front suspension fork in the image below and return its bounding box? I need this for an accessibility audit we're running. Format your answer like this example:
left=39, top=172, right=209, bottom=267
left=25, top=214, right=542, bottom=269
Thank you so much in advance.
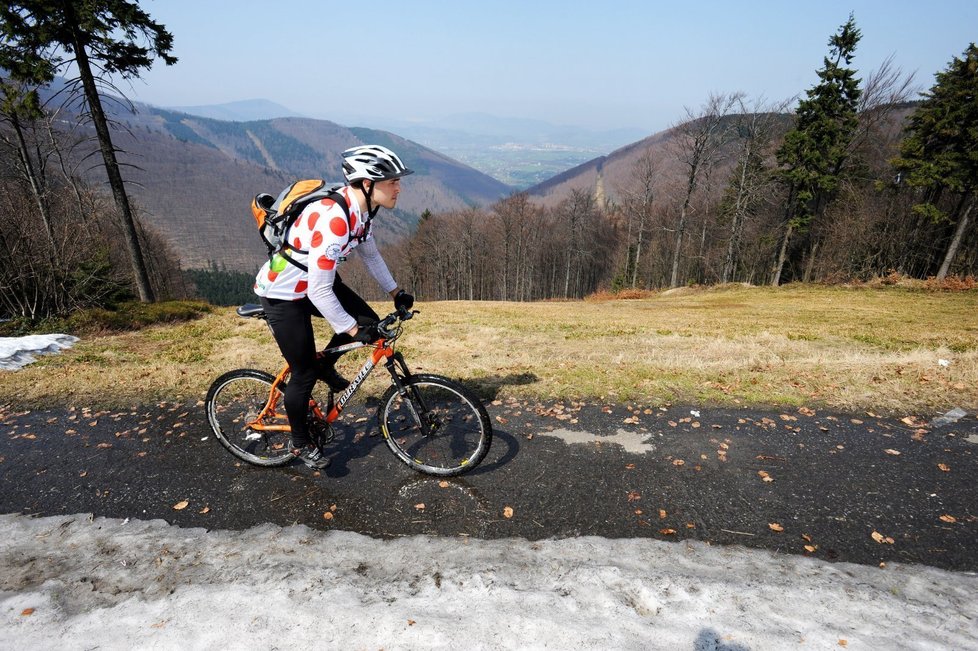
left=385, top=352, right=433, bottom=434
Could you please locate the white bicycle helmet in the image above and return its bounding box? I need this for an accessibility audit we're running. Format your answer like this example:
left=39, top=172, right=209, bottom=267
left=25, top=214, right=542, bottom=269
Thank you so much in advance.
left=342, top=145, right=414, bottom=183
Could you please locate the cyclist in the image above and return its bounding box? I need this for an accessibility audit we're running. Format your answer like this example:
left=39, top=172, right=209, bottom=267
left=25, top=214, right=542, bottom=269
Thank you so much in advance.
left=253, top=144, right=415, bottom=468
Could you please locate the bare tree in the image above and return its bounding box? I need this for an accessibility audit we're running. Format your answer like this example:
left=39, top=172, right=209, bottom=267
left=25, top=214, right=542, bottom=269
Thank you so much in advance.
left=617, top=148, right=659, bottom=288
left=669, top=92, right=741, bottom=287
left=719, top=96, right=790, bottom=283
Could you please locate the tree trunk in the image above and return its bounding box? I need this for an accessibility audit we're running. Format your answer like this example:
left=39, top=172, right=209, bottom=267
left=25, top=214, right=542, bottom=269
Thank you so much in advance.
left=723, top=152, right=752, bottom=283
left=9, top=114, right=57, bottom=252
left=937, top=197, right=974, bottom=279
left=69, top=25, right=155, bottom=302
left=771, top=221, right=793, bottom=286
left=632, top=213, right=644, bottom=288
left=803, top=238, right=820, bottom=283
left=670, top=196, right=691, bottom=288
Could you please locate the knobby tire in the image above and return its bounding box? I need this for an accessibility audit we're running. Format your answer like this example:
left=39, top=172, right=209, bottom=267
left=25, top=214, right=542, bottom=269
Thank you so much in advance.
left=378, top=374, right=492, bottom=476
left=205, top=369, right=295, bottom=467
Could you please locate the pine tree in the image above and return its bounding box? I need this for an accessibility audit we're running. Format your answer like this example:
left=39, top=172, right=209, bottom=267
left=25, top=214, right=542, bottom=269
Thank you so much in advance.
left=893, top=44, right=978, bottom=279
left=0, top=1, right=177, bottom=302
left=772, top=15, right=862, bottom=285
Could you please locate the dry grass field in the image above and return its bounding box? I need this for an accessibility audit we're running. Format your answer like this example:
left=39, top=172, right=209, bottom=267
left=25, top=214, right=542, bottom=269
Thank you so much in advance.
left=3, top=284, right=976, bottom=417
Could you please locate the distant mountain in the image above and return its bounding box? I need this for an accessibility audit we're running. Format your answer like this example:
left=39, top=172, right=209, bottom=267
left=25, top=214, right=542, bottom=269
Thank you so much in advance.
left=386, top=112, right=648, bottom=150
left=71, top=99, right=514, bottom=271
left=522, top=105, right=915, bottom=210
left=165, top=99, right=306, bottom=122
left=358, top=113, right=649, bottom=189
left=150, top=100, right=651, bottom=189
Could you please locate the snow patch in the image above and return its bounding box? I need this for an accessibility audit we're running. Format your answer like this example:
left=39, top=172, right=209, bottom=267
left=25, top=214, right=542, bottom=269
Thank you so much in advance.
left=538, top=427, right=657, bottom=454
left=0, top=334, right=79, bottom=370
left=0, top=513, right=975, bottom=649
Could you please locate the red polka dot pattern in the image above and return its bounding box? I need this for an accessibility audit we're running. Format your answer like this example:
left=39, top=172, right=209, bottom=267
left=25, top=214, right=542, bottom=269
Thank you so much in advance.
left=330, top=217, right=348, bottom=236
left=311, top=232, right=323, bottom=248
left=294, top=280, right=308, bottom=293
left=317, top=256, right=335, bottom=271
left=307, top=212, right=320, bottom=230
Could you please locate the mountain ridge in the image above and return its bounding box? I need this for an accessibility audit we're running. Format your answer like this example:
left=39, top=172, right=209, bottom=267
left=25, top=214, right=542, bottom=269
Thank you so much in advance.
left=80, top=98, right=514, bottom=271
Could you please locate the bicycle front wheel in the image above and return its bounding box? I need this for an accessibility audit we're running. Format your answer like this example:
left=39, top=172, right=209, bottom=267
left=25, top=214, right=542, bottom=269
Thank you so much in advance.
left=378, top=374, right=492, bottom=476
left=205, top=369, right=294, bottom=467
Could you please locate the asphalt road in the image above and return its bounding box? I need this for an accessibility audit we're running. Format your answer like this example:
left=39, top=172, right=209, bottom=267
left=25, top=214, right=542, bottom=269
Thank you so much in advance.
left=1, top=397, right=975, bottom=571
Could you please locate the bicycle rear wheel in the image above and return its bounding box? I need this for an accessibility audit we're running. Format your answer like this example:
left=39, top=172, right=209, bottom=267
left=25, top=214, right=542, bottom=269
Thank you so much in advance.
left=205, top=369, right=294, bottom=466
left=378, top=374, right=492, bottom=476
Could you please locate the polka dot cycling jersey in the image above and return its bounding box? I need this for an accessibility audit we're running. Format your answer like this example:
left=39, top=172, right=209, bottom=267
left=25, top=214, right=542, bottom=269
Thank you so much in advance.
left=253, top=185, right=398, bottom=334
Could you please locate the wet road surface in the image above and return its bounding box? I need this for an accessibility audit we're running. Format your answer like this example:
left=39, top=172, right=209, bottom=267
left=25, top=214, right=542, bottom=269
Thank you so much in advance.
left=1, top=398, right=975, bottom=571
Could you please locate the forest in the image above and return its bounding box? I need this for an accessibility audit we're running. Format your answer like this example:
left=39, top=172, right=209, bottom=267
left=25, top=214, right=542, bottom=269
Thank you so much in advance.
left=384, top=24, right=977, bottom=301
left=0, top=8, right=975, bottom=319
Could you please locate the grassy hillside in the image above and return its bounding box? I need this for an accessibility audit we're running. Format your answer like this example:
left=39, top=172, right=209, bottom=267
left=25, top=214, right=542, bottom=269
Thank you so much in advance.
left=71, top=103, right=514, bottom=272
left=3, top=285, right=975, bottom=416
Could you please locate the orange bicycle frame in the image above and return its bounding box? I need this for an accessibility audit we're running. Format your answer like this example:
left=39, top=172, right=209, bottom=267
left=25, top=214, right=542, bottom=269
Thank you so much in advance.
left=246, top=339, right=394, bottom=433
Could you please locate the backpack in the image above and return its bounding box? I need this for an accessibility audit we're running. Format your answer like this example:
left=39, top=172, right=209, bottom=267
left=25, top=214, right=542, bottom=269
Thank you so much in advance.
left=250, top=179, right=351, bottom=272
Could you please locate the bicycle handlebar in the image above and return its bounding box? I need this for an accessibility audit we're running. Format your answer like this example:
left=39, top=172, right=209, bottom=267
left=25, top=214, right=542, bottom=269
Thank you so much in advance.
left=376, top=307, right=418, bottom=340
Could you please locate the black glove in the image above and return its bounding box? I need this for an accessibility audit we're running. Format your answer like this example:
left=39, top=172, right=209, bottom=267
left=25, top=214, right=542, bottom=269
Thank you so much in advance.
left=394, top=289, right=414, bottom=312
left=352, top=321, right=381, bottom=344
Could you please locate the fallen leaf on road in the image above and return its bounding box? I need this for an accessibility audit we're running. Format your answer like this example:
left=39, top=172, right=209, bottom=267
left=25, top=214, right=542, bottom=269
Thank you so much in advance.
left=414, top=503, right=425, bottom=511
left=659, top=528, right=676, bottom=535
left=438, top=480, right=449, bottom=488
left=939, top=514, right=957, bottom=523
left=624, top=463, right=636, bottom=470
left=798, top=407, right=816, bottom=417
left=871, top=531, right=895, bottom=544
left=804, top=545, right=818, bottom=553
left=627, top=491, right=641, bottom=502
left=672, top=459, right=685, bottom=466
left=659, top=509, right=667, bottom=519
left=884, top=449, right=901, bottom=456
left=503, top=506, right=514, bottom=519
left=323, top=512, right=334, bottom=520
left=768, top=523, right=784, bottom=532
left=172, top=500, right=189, bottom=510
left=937, top=463, right=951, bottom=472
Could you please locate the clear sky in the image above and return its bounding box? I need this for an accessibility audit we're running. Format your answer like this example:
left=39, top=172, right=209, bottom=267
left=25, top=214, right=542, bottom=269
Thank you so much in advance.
left=123, top=0, right=978, bottom=134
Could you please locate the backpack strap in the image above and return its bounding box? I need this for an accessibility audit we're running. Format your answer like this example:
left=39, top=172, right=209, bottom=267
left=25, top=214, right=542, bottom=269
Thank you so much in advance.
left=278, top=188, right=352, bottom=273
